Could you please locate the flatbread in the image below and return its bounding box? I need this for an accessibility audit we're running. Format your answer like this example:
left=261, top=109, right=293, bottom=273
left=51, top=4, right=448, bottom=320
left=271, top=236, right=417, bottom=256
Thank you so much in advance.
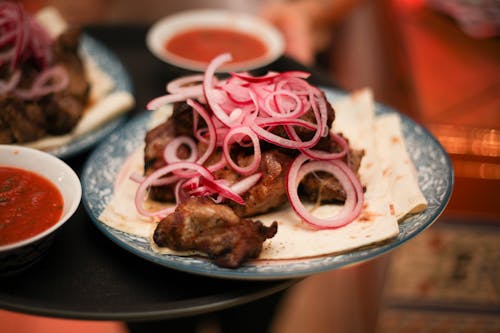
left=99, top=89, right=427, bottom=260
left=374, top=113, right=427, bottom=219
left=21, top=7, right=135, bottom=151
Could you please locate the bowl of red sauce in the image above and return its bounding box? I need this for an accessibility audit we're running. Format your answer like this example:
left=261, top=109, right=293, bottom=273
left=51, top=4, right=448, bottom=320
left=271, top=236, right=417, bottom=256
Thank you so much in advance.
left=147, top=9, right=285, bottom=72
left=0, top=145, right=81, bottom=276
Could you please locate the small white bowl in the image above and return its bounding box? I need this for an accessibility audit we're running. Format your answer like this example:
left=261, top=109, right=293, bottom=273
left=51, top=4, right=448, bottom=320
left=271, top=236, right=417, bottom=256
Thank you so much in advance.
left=0, top=145, right=81, bottom=275
left=147, top=9, right=285, bottom=72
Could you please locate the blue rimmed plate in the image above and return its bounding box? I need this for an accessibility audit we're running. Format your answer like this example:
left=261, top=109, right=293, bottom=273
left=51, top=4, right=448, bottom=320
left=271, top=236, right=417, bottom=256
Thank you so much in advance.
left=46, top=34, right=133, bottom=159
left=82, top=88, right=453, bottom=280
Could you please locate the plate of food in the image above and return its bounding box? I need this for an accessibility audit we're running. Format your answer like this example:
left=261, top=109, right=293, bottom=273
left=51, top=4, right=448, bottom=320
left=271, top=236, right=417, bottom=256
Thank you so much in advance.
left=0, top=5, right=135, bottom=159
left=82, top=54, right=453, bottom=280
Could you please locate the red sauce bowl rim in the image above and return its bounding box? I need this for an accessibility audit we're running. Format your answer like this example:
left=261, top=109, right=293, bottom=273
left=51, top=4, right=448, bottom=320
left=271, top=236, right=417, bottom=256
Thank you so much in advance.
left=146, top=9, right=285, bottom=72
left=0, top=145, right=81, bottom=252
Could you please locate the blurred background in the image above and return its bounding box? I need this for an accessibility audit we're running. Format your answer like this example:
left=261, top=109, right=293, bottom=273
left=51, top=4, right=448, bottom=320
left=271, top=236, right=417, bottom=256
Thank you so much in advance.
left=3, top=0, right=499, bottom=332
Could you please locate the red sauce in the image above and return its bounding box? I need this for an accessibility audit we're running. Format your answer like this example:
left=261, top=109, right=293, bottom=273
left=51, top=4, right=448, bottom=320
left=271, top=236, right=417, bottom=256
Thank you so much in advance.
left=165, top=27, right=268, bottom=64
left=0, top=166, right=63, bottom=246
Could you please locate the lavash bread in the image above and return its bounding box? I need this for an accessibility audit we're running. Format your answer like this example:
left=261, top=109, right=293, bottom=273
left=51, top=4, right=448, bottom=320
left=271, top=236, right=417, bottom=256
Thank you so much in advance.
left=374, top=113, right=427, bottom=220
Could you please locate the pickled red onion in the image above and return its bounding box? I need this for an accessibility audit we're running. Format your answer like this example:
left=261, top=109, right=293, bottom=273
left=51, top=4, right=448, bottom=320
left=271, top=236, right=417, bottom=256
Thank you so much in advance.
left=230, top=173, right=262, bottom=195
left=198, top=176, right=244, bottom=205
left=203, top=53, right=234, bottom=127
left=286, top=154, right=364, bottom=229
left=163, top=136, right=198, bottom=164
left=187, top=99, right=216, bottom=166
left=136, top=53, right=364, bottom=229
left=135, top=162, right=214, bottom=218
left=223, top=126, right=261, bottom=176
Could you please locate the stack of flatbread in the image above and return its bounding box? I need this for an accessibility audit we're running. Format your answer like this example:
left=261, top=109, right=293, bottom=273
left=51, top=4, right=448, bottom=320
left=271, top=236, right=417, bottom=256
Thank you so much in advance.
left=23, top=7, right=135, bottom=151
left=99, top=88, right=427, bottom=260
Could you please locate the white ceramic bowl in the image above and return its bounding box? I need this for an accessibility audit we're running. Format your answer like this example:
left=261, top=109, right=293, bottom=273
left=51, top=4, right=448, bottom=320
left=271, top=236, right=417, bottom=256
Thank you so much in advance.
left=0, top=145, right=81, bottom=275
left=147, top=9, right=285, bottom=72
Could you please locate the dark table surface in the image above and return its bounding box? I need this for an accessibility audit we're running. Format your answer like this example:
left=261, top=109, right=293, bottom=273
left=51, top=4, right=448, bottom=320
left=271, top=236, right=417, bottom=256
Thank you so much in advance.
left=0, top=25, right=335, bottom=322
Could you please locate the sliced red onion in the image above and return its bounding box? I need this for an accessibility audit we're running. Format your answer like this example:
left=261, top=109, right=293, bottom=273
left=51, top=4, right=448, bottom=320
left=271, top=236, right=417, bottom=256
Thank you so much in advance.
left=255, top=117, right=317, bottom=131
left=33, top=64, right=68, bottom=91
left=286, top=154, right=363, bottom=229
left=301, top=133, right=349, bottom=161
left=0, top=29, right=17, bottom=47
left=146, top=75, right=207, bottom=110
left=166, top=74, right=204, bottom=93
left=140, top=53, right=365, bottom=228
left=0, top=3, right=78, bottom=101
left=203, top=53, right=235, bottom=127
left=163, top=136, right=198, bottom=164
left=174, top=180, right=190, bottom=204
left=0, top=69, right=20, bottom=94
left=14, top=64, right=69, bottom=100
left=206, top=154, right=227, bottom=173
left=129, top=172, right=144, bottom=183
left=230, top=71, right=280, bottom=83
left=198, top=176, right=244, bottom=204
left=0, top=48, right=15, bottom=66
left=147, top=93, right=198, bottom=110
left=221, top=78, right=252, bottom=104
left=263, top=89, right=303, bottom=118
left=135, top=162, right=215, bottom=218
left=230, top=173, right=262, bottom=195
left=250, top=120, right=321, bottom=149
left=223, top=126, right=261, bottom=176
left=187, top=99, right=216, bottom=165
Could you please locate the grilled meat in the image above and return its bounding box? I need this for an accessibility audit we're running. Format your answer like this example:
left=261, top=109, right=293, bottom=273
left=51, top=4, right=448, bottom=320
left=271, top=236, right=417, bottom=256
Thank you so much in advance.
left=229, top=150, right=293, bottom=217
left=143, top=102, right=196, bottom=202
left=145, top=97, right=362, bottom=268
left=144, top=100, right=363, bottom=210
left=0, top=28, right=89, bottom=143
left=0, top=97, right=47, bottom=142
left=153, top=197, right=278, bottom=268
left=144, top=118, right=177, bottom=202
left=52, top=27, right=89, bottom=103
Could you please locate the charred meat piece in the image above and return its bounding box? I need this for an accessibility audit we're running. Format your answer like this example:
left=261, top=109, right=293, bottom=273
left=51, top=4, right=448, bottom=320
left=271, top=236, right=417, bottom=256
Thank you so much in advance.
left=0, top=28, right=90, bottom=143
left=143, top=118, right=177, bottom=202
left=41, top=91, right=85, bottom=134
left=0, top=97, right=47, bottom=142
left=143, top=101, right=208, bottom=201
left=143, top=113, right=195, bottom=202
left=171, top=101, right=197, bottom=136
left=143, top=101, right=200, bottom=173
left=143, top=100, right=351, bottom=213
left=229, top=150, right=293, bottom=217
left=0, top=116, right=15, bottom=143
left=144, top=118, right=176, bottom=172
left=153, top=197, right=277, bottom=268
left=40, top=28, right=89, bottom=134
left=52, top=27, right=90, bottom=103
